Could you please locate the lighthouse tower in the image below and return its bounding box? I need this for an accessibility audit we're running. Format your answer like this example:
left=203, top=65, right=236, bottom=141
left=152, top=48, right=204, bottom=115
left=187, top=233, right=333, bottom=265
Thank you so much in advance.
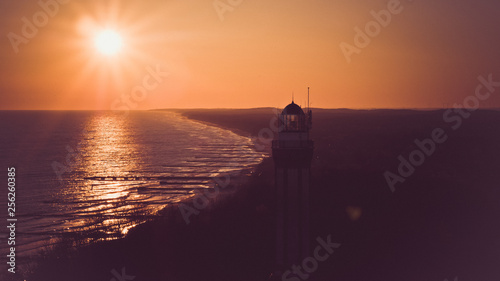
left=272, top=93, right=313, bottom=274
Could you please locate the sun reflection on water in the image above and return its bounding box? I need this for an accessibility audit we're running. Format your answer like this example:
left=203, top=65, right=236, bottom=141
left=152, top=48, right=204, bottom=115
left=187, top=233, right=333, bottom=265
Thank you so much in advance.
left=81, top=113, right=140, bottom=176
left=60, top=112, right=144, bottom=243
left=46, top=111, right=265, bottom=250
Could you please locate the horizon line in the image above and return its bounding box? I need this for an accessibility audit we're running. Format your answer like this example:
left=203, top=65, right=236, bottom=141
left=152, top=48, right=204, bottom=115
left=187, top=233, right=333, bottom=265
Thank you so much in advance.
left=2, top=107, right=500, bottom=111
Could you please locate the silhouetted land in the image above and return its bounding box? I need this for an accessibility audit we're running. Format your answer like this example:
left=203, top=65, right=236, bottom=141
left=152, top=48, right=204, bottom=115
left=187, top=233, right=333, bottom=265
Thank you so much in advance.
left=25, top=108, right=500, bottom=281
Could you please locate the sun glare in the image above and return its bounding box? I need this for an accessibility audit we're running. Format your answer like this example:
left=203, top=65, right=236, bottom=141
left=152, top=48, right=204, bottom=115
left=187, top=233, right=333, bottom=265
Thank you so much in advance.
left=94, top=30, right=123, bottom=55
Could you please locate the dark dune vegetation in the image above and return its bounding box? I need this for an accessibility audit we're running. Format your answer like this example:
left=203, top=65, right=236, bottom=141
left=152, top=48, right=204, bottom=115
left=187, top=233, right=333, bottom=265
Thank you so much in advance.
left=23, top=108, right=500, bottom=281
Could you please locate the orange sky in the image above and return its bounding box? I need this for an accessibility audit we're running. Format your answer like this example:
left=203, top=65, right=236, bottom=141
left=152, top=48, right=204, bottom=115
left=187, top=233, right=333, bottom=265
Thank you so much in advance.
left=1, top=0, right=500, bottom=110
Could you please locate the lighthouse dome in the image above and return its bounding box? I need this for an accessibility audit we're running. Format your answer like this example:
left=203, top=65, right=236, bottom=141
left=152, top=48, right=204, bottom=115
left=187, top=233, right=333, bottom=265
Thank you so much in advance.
left=281, top=101, right=305, bottom=116
left=279, top=101, right=308, bottom=132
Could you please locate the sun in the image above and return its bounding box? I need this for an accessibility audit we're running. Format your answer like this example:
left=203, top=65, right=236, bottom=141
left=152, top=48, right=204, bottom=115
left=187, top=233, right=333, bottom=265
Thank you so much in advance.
left=94, top=29, right=123, bottom=55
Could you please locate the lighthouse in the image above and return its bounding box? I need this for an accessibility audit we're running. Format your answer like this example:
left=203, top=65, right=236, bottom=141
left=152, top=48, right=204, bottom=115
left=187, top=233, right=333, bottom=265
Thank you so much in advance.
left=272, top=91, right=313, bottom=276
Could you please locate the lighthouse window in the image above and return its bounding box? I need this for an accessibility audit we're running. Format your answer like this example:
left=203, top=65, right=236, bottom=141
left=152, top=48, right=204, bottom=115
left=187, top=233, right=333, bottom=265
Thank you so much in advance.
left=289, top=115, right=298, bottom=130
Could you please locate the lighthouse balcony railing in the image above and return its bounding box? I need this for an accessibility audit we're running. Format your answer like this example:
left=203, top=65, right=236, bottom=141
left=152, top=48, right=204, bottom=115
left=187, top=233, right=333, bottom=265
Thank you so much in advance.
left=272, top=140, right=313, bottom=149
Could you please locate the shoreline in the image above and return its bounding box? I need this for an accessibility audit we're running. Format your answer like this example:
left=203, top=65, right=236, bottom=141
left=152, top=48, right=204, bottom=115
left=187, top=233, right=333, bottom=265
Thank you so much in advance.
left=164, top=110, right=270, bottom=224
left=25, top=158, right=276, bottom=280
left=168, top=109, right=273, bottom=155
left=173, top=110, right=256, bottom=141
left=23, top=110, right=275, bottom=281
left=16, top=111, right=266, bottom=254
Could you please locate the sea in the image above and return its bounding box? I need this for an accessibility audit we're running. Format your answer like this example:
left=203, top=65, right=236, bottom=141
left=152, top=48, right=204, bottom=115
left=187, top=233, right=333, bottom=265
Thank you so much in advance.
left=0, top=110, right=265, bottom=259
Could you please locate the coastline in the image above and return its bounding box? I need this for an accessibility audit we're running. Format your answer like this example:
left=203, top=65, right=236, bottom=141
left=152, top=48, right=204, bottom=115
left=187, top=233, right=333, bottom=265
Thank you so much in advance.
left=173, top=110, right=257, bottom=142
left=25, top=160, right=276, bottom=281
left=24, top=110, right=276, bottom=281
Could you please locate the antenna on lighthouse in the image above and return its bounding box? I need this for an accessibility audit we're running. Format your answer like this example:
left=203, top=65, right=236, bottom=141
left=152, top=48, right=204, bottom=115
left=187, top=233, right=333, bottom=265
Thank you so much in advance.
left=307, top=87, right=312, bottom=130
left=307, top=87, right=310, bottom=110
